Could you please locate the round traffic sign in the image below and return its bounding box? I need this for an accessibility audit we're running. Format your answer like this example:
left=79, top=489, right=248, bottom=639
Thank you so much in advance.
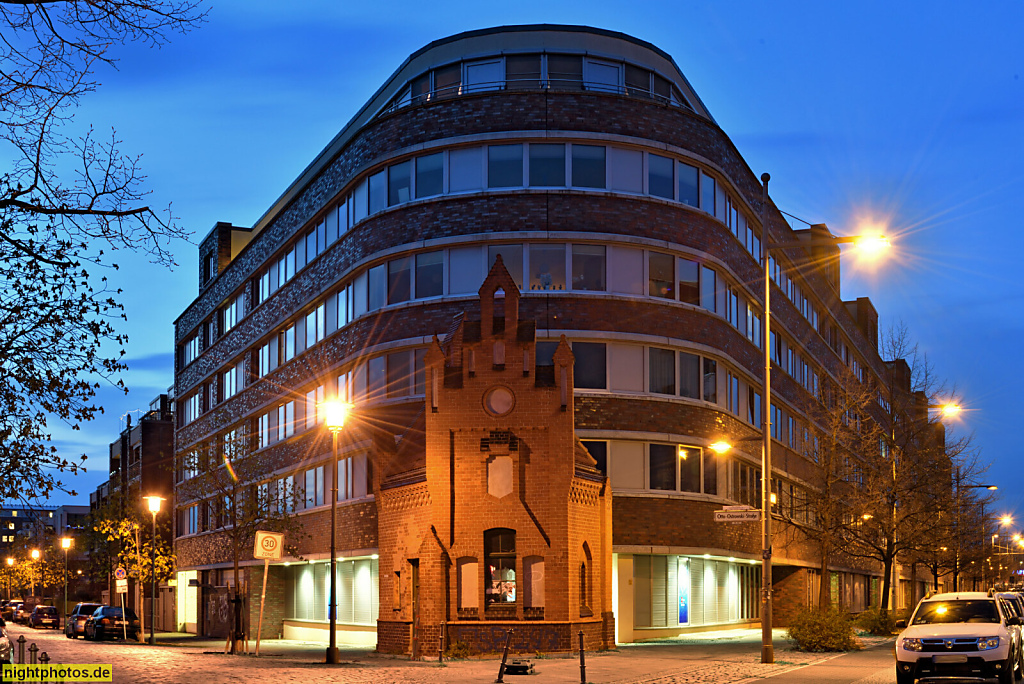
left=114, top=566, right=127, bottom=580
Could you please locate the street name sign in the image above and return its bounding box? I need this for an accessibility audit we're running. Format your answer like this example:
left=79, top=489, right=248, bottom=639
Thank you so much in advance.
left=714, top=510, right=761, bottom=522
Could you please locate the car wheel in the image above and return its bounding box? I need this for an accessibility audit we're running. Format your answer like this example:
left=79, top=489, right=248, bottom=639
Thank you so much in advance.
left=999, top=657, right=1016, bottom=684
left=895, top=668, right=915, bottom=684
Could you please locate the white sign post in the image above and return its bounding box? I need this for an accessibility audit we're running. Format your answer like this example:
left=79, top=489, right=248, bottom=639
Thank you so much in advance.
left=253, top=531, right=284, bottom=656
left=115, top=577, right=128, bottom=640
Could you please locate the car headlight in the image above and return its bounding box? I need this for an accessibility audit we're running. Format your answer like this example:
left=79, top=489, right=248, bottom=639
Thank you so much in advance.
left=979, top=637, right=1001, bottom=650
left=901, top=637, right=923, bottom=652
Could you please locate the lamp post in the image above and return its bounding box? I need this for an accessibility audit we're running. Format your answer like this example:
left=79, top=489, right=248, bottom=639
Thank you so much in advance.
left=61, top=537, right=71, bottom=624
left=5, top=558, right=12, bottom=601
left=30, top=549, right=39, bottom=600
left=321, top=399, right=349, bottom=665
left=143, top=496, right=163, bottom=645
left=754, top=173, right=890, bottom=663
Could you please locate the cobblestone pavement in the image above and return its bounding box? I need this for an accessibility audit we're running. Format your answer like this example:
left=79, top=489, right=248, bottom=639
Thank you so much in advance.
left=2, top=624, right=896, bottom=684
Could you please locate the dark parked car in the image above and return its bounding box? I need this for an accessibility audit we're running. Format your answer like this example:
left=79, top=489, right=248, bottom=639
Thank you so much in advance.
left=1, top=602, right=18, bottom=622
left=83, top=606, right=140, bottom=641
left=28, top=605, right=58, bottom=629
left=64, top=602, right=101, bottom=639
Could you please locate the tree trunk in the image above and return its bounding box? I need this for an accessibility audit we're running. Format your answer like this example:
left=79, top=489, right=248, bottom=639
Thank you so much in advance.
left=817, top=546, right=832, bottom=612
left=232, top=486, right=242, bottom=655
left=880, top=551, right=893, bottom=614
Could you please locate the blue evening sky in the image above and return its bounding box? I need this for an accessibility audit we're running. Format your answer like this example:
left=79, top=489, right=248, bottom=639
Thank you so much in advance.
left=43, top=2, right=1023, bottom=518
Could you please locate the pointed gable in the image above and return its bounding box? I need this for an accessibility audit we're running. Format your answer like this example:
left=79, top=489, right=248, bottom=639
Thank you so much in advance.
left=478, top=254, right=519, bottom=340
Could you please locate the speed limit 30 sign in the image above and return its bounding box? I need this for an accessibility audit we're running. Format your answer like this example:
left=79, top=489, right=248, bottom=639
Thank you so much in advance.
left=254, top=531, right=284, bottom=560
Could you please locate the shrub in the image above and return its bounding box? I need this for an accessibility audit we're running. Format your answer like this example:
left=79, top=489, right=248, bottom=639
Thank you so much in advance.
left=855, top=606, right=899, bottom=636
left=787, top=607, right=861, bottom=652
left=444, top=639, right=471, bottom=660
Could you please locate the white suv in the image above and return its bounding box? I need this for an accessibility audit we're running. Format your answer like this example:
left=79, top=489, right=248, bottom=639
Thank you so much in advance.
left=896, top=591, right=1022, bottom=684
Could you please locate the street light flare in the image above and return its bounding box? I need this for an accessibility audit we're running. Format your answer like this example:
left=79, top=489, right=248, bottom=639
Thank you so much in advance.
left=144, top=495, right=163, bottom=514
left=1002, top=515, right=1014, bottom=527
left=853, top=234, right=890, bottom=258
left=320, top=399, right=351, bottom=431
left=939, top=403, right=961, bottom=419
left=708, top=441, right=732, bottom=454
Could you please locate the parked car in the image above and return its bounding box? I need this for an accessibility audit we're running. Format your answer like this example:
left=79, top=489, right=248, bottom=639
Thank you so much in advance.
left=0, top=618, right=11, bottom=664
left=14, top=602, right=33, bottom=624
left=28, top=605, right=59, bottom=629
left=896, top=590, right=1021, bottom=684
left=2, top=602, right=19, bottom=622
left=83, top=606, right=140, bottom=641
left=64, top=602, right=102, bottom=639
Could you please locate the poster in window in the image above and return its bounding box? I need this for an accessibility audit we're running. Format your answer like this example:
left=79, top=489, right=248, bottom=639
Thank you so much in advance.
left=677, top=557, right=690, bottom=624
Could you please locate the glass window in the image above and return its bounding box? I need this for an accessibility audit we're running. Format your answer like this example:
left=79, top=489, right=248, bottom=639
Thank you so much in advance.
left=678, top=162, right=699, bottom=207
left=528, top=143, right=565, bottom=187
left=433, top=63, right=461, bottom=99
left=484, top=529, right=517, bottom=605
left=585, top=59, right=620, bottom=92
left=368, top=170, right=387, bottom=214
left=488, top=144, right=523, bottom=188
left=368, top=264, right=386, bottom=311
left=488, top=244, right=523, bottom=289
left=580, top=440, right=607, bottom=474
left=648, top=154, right=674, bottom=199
left=678, top=258, right=699, bottom=305
left=449, top=147, right=483, bottom=192
left=411, top=72, right=430, bottom=104
left=368, top=356, right=386, bottom=399
left=387, top=257, right=411, bottom=305
left=387, top=351, right=412, bottom=398
left=528, top=244, right=565, bottom=291
left=679, top=352, right=700, bottom=399
left=624, top=64, right=651, bottom=98
left=464, top=59, right=503, bottom=93
left=415, top=251, right=443, bottom=298
left=703, top=358, right=717, bottom=403
left=648, top=252, right=674, bottom=299
left=649, top=347, right=675, bottom=395
left=449, top=246, right=483, bottom=294
left=700, top=266, right=717, bottom=312
left=547, top=54, right=582, bottom=90
left=608, top=147, right=643, bottom=193
left=388, top=160, right=412, bottom=206
left=572, top=342, right=606, bottom=389
left=352, top=179, right=368, bottom=223
left=415, top=153, right=443, bottom=198
left=701, top=172, right=715, bottom=214
left=571, top=145, right=606, bottom=188
left=704, top=448, right=720, bottom=497
left=506, top=54, right=541, bottom=90
left=679, top=446, right=700, bottom=493
left=535, top=341, right=558, bottom=367
left=649, top=444, right=676, bottom=491
left=571, top=244, right=605, bottom=291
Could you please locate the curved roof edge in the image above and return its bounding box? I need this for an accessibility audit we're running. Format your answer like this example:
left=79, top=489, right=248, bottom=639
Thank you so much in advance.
left=243, top=24, right=716, bottom=244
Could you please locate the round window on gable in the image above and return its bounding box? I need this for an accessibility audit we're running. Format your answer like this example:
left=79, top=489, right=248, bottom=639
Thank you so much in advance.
left=483, top=386, right=515, bottom=416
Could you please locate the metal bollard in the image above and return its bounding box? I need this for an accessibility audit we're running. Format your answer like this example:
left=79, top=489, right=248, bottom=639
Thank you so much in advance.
left=496, top=628, right=513, bottom=683
left=578, top=630, right=586, bottom=684
left=16, top=635, right=25, bottom=664
left=438, top=623, right=444, bottom=663
left=39, top=652, right=49, bottom=684
left=28, top=641, right=38, bottom=665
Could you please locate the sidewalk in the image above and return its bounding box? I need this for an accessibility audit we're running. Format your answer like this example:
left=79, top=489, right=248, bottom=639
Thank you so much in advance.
left=140, top=628, right=897, bottom=683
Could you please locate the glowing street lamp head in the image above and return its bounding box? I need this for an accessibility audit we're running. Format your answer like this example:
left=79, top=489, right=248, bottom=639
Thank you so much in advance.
left=144, top=495, right=163, bottom=514
left=708, top=441, right=732, bottom=455
left=60, top=537, right=71, bottom=550
left=5, top=558, right=12, bottom=567
left=30, top=549, right=39, bottom=560
left=1002, top=515, right=1014, bottom=527
left=938, top=403, right=961, bottom=419
left=853, top=234, right=890, bottom=258
left=321, top=399, right=350, bottom=431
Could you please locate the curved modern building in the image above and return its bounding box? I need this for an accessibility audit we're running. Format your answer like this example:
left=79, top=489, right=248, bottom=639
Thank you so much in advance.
left=173, top=25, right=922, bottom=653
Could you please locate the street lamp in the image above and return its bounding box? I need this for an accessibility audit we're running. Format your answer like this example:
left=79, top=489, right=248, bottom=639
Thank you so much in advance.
left=5, top=558, right=12, bottom=601
left=320, top=399, right=349, bottom=665
left=143, top=496, right=163, bottom=645
left=61, top=537, right=71, bottom=624
left=30, top=549, right=39, bottom=599
left=755, top=174, right=889, bottom=664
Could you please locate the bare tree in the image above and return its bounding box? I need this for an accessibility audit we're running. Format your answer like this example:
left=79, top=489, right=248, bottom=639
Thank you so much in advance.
left=177, top=429, right=306, bottom=654
left=840, top=323, right=951, bottom=613
left=0, top=0, right=205, bottom=500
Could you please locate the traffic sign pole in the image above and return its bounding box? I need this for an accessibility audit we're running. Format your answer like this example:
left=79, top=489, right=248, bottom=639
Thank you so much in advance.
left=255, top=559, right=269, bottom=657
